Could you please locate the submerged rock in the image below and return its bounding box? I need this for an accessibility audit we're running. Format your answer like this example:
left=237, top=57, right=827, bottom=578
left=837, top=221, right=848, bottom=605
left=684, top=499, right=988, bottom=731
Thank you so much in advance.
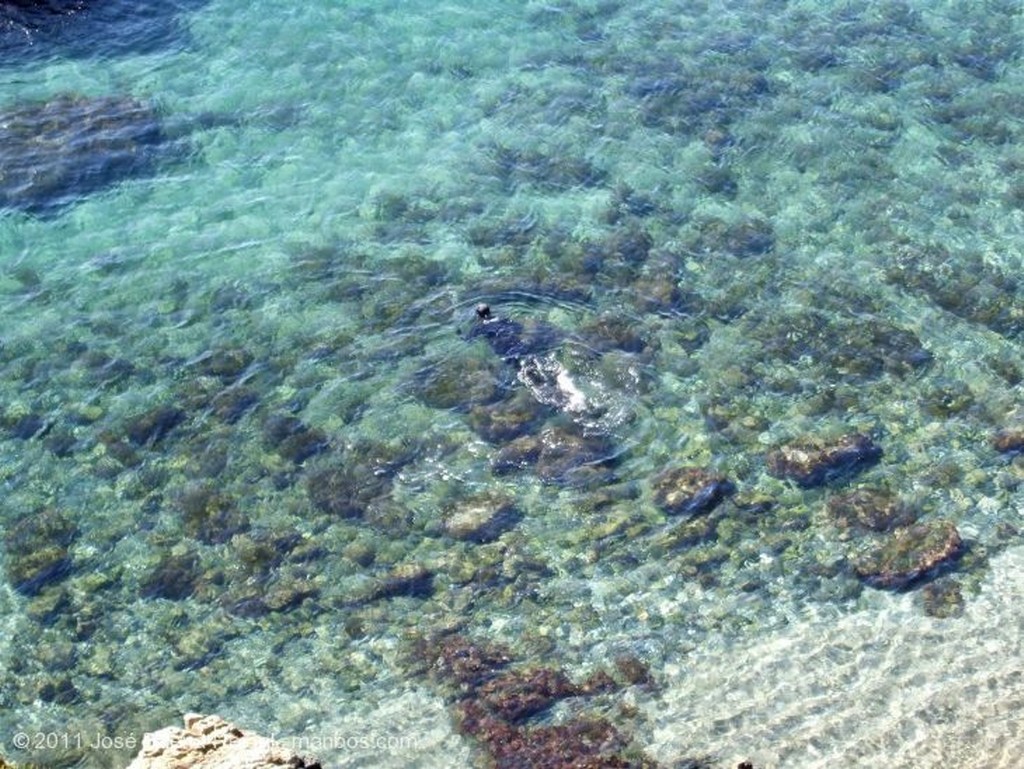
left=767, top=433, right=882, bottom=488
left=0, top=0, right=203, bottom=65
left=417, top=634, right=658, bottom=769
left=0, top=94, right=168, bottom=214
left=306, top=464, right=390, bottom=519
left=650, top=466, right=736, bottom=517
left=424, top=634, right=512, bottom=687
left=414, top=351, right=506, bottom=411
left=921, top=578, right=965, bottom=618
left=3, top=507, right=77, bottom=595
left=0, top=92, right=268, bottom=214
left=992, top=427, right=1024, bottom=454
left=140, top=550, right=200, bottom=601
left=261, top=413, right=329, bottom=464
left=492, top=425, right=619, bottom=487
left=826, top=487, right=918, bottom=533
left=351, top=563, right=434, bottom=605
left=886, top=242, right=1024, bottom=339
left=126, top=713, right=322, bottom=769
left=124, top=405, right=186, bottom=447
left=854, top=520, right=963, bottom=590
left=469, top=667, right=579, bottom=723
left=442, top=491, right=523, bottom=543
left=194, top=347, right=253, bottom=381
left=467, top=388, right=553, bottom=443
left=178, top=484, right=249, bottom=545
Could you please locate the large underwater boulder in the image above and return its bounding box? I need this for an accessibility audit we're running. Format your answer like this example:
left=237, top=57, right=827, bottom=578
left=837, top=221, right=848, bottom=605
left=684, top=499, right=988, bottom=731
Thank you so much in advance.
left=0, top=0, right=204, bottom=64
left=0, top=93, right=175, bottom=214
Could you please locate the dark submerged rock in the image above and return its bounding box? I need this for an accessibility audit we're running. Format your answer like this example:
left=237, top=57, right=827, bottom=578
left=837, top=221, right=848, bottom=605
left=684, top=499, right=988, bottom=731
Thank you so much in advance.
left=195, top=346, right=253, bottom=381
left=417, top=634, right=658, bottom=769
left=4, top=507, right=77, bottom=595
left=178, top=484, right=249, bottom=545
left=470, top=667, right=579, bottom=723
left=307, top=464, right=391, bottom=520
left=992, top=427, right=1024, bottom=454
left=210, top=386, right=259, bottom=424
left=614, top=655, right=653, bottom=687
left=5, top=411, right=48, bottom=440
left=351, top=563, right=434, bottom=605
left=0, top=94, right=171, bottom=214
left=124, top=404, right=185, bottom=447
left=442, top=492, right=523, bottom=543
left=650, top=467, right=736, bottom=518
left=467, top=389, right=554, bottom=443
left=492, top=426, right=619, bottom=487
left=139, top=550, right=200, bottom=600
left=826, top=488, right=918, bottom=533
left=885, top=242, right=1024, bottom=339
left=745, top=306, right=932, bottom=384
left=696, top=217, right=775, bottom=257
left=921, top=579, right=965, bottom=618
left=0, top=0, right=205, bottom=65
left=414, top=352, right=505, bottom=411
left=854, top=520, right=963, bottom=590
left=427, top=634, right=512, bottom=688
left=767, top=433, right=882, bottom=488
left=262, top=413, right=329, bottom=464
left=482, top=142, right=606, bottom=192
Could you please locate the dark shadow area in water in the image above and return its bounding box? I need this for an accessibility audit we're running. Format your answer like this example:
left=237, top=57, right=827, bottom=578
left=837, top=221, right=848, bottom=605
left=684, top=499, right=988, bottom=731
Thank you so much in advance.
left=0, top=93, right=188, bottom=215
left=0, top=0, right=209, bottom=65
left=0, top=92, right=299, bottom=216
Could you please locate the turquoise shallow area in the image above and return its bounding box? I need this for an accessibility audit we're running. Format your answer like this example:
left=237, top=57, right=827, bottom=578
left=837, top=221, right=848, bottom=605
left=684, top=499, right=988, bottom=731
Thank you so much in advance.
left=3, top=0, right=1024, bottom=766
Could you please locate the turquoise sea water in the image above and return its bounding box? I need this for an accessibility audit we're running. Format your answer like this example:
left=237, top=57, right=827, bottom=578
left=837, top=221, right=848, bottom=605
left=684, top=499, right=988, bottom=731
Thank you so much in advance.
left=3, top=0, right=1024, bottom=766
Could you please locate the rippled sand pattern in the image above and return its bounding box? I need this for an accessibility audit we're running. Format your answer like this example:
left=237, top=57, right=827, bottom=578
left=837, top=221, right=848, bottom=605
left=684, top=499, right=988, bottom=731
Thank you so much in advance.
left=651, top=546, right=1024, bottom=768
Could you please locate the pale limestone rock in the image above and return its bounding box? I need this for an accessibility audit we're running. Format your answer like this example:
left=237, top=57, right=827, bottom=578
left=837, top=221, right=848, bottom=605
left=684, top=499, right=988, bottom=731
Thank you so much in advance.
left=126, top=713, right=321, bottom=769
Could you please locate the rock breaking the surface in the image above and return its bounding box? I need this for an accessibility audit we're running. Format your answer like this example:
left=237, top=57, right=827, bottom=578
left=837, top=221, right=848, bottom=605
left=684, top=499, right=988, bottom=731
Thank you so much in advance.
left=125, top=714, right=322, bottom=769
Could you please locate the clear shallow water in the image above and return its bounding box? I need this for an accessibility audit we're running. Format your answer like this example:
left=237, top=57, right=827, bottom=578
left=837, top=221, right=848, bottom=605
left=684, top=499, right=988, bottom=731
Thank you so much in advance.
left=2, top=0, right=1024, bottom=767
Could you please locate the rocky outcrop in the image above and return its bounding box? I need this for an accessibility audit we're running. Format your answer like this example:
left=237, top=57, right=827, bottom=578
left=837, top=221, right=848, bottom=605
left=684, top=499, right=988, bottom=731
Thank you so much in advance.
left=126, top=714, right=321, bottom=769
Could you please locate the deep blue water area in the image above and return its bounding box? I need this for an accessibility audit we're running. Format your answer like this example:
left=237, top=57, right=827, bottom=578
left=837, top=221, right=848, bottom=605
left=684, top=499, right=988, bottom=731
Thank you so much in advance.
left=3, top=1, right=1024, bottom=767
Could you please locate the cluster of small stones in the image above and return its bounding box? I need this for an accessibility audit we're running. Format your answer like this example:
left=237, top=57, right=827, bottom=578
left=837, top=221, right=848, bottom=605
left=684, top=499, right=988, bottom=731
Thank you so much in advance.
left=766, top=434, right=964, bottom=599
